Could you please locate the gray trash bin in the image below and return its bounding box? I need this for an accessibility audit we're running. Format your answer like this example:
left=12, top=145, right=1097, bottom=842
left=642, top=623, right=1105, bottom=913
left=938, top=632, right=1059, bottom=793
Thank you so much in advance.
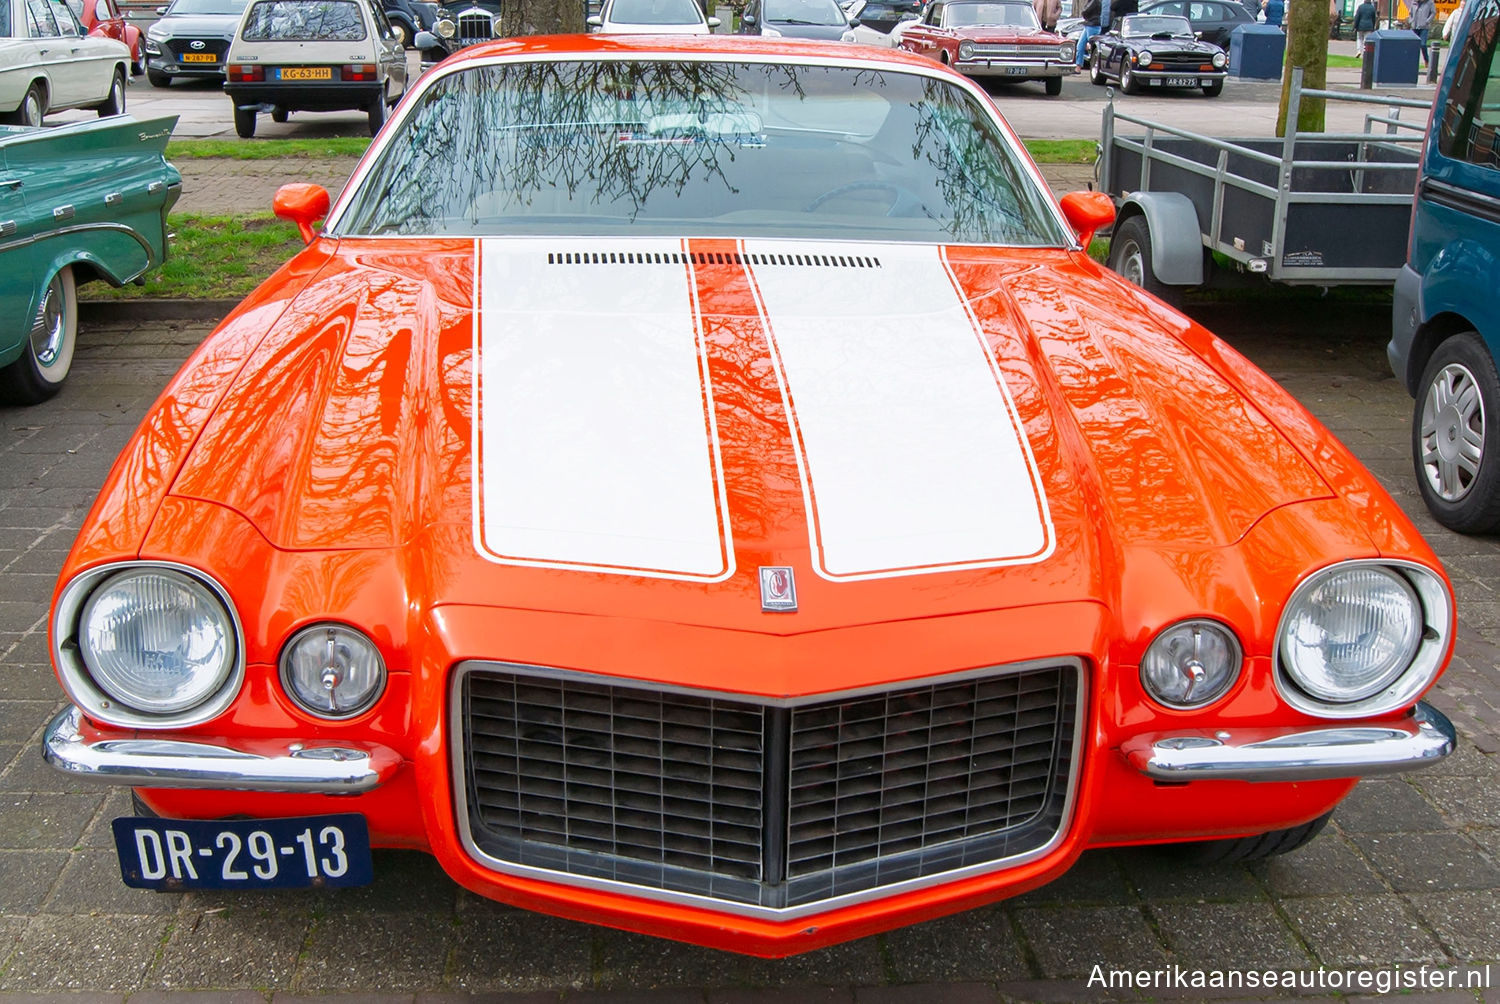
left=1366, top=27, right=1420, bottom=84
left=1227, top=23, right=1285, bottom=79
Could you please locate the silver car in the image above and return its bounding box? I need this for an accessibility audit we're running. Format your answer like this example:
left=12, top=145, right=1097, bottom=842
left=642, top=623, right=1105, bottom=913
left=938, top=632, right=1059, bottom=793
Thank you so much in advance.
left=143, top=0, right=249, bottom=86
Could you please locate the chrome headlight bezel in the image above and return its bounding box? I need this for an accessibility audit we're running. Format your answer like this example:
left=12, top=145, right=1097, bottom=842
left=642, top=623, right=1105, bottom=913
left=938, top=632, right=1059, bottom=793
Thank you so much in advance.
left=1273, top=559, right=1452, bottom=719
left=1136, top=48, right=1153, bottom=63
left=1061, top=40, right=1076, bottom=59
left=957, top=39, right=975, bottom=59
left=1211, top=50, right=1226, bottom=67
left=53, top=561, right=245, bottom=729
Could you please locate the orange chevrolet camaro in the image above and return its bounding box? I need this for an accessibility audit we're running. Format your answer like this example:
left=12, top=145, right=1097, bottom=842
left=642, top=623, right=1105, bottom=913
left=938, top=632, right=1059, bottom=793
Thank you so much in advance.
left=43, top=34, right=1456, bottom=956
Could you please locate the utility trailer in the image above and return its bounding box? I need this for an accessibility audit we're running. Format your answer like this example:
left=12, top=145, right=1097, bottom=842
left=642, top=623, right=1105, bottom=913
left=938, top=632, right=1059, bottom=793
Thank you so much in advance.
left=1097, top=68, right=1433, bottom=298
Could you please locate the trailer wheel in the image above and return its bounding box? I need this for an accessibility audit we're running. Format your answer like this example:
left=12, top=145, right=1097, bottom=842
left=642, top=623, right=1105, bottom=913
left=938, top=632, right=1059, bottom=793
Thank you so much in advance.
left=1108, top=215, right=1179, bottom=304
left=1413, top=332, right=1500, bottom=533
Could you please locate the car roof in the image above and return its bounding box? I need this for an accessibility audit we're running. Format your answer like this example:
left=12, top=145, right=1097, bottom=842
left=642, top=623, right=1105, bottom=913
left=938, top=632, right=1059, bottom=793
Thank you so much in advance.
left=440, top=31, right=950, bottom=71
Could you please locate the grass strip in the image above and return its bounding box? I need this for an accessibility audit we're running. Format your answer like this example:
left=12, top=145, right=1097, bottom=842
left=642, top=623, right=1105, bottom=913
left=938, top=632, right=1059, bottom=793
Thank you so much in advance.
left=1024, top=139, right=1098, bottom=163
left=166, top=137, right=373, bottom=160
left=86, top=214, right=302, bottom=301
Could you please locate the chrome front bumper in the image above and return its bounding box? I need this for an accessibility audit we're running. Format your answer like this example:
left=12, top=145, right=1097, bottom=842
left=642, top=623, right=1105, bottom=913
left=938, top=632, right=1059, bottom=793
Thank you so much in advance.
left=1123, top=702, right=1455, bottom=782
left=955, top=60, right=1077, bottom=77
left=42, top=706, right=402, bottom=793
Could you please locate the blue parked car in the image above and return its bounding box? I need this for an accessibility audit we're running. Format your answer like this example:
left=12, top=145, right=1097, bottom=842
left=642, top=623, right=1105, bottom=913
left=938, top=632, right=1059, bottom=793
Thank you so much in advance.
left=1388, top=0, right=1500, bottom=534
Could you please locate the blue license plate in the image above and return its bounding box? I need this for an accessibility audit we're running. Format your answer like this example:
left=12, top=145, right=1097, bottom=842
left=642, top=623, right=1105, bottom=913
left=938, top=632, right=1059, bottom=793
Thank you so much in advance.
left=112, top=814, right=373, bottom=890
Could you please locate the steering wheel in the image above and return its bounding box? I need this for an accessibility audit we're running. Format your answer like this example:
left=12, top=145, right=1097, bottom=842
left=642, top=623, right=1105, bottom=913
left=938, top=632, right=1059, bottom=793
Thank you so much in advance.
left=805, top=180, right=926, bottom=217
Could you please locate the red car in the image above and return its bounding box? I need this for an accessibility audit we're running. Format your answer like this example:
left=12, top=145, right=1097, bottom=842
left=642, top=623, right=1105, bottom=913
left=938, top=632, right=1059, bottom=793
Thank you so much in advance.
left=43, top=35, right=1455, bottom=958
left=68, top=0, right=146, bottom=75
left=899, top=0, right=1078, bottom=94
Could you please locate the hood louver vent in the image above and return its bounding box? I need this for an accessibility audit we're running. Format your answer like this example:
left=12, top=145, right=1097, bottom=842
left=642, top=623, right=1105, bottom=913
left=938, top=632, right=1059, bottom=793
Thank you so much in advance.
left=546, top=250, right=882, bottom=269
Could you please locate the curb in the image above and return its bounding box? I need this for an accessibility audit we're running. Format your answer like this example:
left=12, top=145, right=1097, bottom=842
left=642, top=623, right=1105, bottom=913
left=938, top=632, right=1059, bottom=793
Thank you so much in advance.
left=80, top=299, right=239, bottom=324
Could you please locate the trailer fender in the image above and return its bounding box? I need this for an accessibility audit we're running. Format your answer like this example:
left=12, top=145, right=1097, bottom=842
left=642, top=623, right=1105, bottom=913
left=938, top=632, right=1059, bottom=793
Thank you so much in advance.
left=1115, top=192, right=1204, bottom=286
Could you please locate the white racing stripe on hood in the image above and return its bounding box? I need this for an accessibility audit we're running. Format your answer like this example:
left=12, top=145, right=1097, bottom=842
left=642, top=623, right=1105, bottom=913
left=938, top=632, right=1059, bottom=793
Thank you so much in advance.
left=473, top=238, right=733, bottom=581
left=744, top=240, right=1052, bottom=581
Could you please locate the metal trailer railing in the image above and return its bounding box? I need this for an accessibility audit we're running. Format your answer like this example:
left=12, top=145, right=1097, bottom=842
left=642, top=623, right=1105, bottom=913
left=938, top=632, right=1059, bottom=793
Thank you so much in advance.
left=1099, top=67, right=1433, bottom=286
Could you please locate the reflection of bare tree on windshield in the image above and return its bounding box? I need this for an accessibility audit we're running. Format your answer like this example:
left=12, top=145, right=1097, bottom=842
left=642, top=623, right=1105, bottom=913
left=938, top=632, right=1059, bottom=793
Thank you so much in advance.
left=340, top=60, right=1062, bottom=246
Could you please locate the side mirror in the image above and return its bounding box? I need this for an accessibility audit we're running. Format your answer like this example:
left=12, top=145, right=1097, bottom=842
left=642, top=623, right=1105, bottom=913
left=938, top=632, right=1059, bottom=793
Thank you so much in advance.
left=586, top=13, right=601, bottom=23
left=847, top=15, right=860, bottom=24
left=414, top=28, right=437, bottom=46
left=707, top=14, right=720, bottom=24
left=273, top=183, right=330, bottom=244
left=155, top=4, right=167, bottom=12
left=1059, top=190, right=1115, bottom=246
left=741, top=11, right=756, bottom=22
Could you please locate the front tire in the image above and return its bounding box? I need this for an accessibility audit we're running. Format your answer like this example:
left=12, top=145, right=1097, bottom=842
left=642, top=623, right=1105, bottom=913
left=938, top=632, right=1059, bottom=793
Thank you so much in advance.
left=147, top=68, right=170, bottom=87
left=1203, top=78, right=1224, bottom=96
left=131, top=46, right=146, bottom=76
left=1166, top=812, right=1332, bottom=866
left=0, top=267, right=77, bottom=405
left=98, top=69, right=126, bottom=117
left=1413, top=332, right=1500, bottom=533
left=234, top=105, right=257, bottom=138
left=1090, top=50, right=1107, bottom=84
left=1045, top=74, right=1063, bottom=95
left=1121, top=60, right=1141, bottom=94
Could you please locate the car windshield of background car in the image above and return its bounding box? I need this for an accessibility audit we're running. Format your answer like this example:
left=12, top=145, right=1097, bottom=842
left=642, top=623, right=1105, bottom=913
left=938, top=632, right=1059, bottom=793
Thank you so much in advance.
left=336, top=59, right=1067, bottom=246
left=169, top=0, right=248, bottom=13
left=241, top=0, right=365, bottom=39
left=764, top=0, right=845, bottom=25
left=609, top=0, right=704, bottom=25
left=1122, top=13, right=1192, bottom=32
left=945, top=2, right=1041, bottom=26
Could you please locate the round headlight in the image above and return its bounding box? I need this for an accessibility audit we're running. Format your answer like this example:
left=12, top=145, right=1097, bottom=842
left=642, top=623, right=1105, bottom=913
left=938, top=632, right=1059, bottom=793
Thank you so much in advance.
left=281, top=624, right=387, bottom=719
left=1137, top=48, right=1153, bottom=63
left=79, top=569, right=236, bottom=715
left=958, top=39, right=975, bottom=59
left=1212, top=51, right=1226, bottom=67
left=1140, top=620, right=1242, bottom=709
left=1061, top=41, right=1076, bottom=59
left=435, top=17, right=455, bottom=37
left=1278, top=566, right=1423, bottom=704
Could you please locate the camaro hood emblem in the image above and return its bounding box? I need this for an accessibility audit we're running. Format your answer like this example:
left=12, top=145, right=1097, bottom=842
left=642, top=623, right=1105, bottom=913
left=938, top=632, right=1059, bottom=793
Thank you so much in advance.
left=760, top=566, right=797, bottom=613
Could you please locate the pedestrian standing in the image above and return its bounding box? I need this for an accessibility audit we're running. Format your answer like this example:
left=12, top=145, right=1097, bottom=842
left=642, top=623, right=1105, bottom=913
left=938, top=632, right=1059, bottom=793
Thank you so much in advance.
left=1076, top=0, right=1111, bottom=66
left=1410, top=0, right=1436, bottom=64
left=1262, top=0, right=1285, bottom=26
left=1035, top=0, right=1061, bottom=29
left=1352, top=0, right=1377, bottom=54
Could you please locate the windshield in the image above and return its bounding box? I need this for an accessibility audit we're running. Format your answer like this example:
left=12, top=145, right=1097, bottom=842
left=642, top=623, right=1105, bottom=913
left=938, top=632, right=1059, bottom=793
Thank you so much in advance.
left=337, top=60, right=1066, bottom=246
left=764, top=0, right=845, bottom=24
left=944, top=2, right=1040, bottom=26
left=608, top=0, right=704, bottom=23
left=166, top=0, right=247, bottom=14
left=1121, top=13, right=1192, bottom=34
left=241, top=0, right=365, bottom=39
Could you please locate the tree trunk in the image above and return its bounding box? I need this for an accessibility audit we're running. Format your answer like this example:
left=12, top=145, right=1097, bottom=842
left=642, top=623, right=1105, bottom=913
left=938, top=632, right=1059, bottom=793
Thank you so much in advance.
left=503, top=0, right=585, bottom=36
left=1275, top=0, right=1332, bottom=135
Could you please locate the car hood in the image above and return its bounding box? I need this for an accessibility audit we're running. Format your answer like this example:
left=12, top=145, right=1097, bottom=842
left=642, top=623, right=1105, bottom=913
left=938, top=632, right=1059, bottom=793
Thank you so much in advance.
left=168, top=238, right=1333, bottom=628
left=152, top=13, right=240, bottom=35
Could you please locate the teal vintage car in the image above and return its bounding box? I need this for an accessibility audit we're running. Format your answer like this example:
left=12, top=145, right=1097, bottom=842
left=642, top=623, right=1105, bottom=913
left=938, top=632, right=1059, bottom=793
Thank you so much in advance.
left=0, top=114, right=179, bottom=403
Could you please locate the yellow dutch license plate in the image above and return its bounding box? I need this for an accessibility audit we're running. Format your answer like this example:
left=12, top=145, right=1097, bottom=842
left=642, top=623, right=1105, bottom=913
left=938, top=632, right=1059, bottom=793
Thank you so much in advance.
left=180, top=53, right=217, bottom=62
left=278, top=66, right=333, bottom=80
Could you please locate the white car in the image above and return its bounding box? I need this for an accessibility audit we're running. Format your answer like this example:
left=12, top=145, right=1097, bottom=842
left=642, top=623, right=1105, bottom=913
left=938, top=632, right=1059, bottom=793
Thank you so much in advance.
left=0, top=0, right=130, bottom=125
left=223, top=0, right=407, bottom=137
left=587, top=0, right=720, bottom=33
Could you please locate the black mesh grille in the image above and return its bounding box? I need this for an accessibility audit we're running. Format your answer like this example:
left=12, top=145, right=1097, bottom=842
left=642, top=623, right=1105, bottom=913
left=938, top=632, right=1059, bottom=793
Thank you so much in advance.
left=462, top=663, right=1079, bottom=910
left=164, top=39, right=229, bottom=60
